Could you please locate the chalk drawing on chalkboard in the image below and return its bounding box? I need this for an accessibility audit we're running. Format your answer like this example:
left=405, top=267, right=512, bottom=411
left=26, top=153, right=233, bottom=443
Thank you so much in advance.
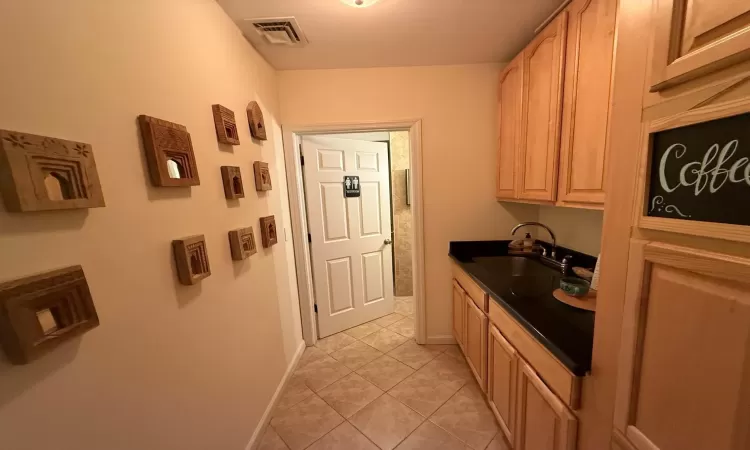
left=649, top=196, right=691, bottom=218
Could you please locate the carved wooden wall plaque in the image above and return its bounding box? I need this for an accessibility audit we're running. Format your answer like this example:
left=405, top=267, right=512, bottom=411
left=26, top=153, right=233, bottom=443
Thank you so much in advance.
left=259, top=215, right=278, bottom=248
left=228, top=227, right=257, bottom=260
left=172, top=235, right=211, bottom=285
left=253, top=161, right=272, bottom=191
left=212, top=104, right=240, bottom=145
left=138, top=115, right=200, bottom=187
left=0, top=130, right=106, bottom=212
left=0, top=266, right=100, bottom=365
left=221, top=166, right=245, bottom=199
left=247, top=101, right=267, bottom=140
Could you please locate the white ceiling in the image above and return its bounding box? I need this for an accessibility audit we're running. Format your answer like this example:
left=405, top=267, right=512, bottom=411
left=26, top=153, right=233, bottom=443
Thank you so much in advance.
left=216, top=0, right=566, bottom=70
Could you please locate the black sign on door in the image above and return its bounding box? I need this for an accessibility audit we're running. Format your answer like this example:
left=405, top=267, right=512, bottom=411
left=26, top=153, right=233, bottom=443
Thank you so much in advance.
left=647, top=112, right=750, bottom=227
left=344, top=176, right=360, bottom=198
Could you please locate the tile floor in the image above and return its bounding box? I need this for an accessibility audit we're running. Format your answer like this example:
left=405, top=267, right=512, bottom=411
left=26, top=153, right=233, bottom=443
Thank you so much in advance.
left=258, top=297, right=511, bottom=450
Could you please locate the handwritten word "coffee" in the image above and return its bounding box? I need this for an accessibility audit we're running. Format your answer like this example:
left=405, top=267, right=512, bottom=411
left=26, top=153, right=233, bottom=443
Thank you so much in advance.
left=659, top=140, right=750, bottom=195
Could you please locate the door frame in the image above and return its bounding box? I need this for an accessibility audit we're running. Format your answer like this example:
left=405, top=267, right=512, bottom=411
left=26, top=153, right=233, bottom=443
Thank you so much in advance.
left=282, top=120, right=425, bottom=346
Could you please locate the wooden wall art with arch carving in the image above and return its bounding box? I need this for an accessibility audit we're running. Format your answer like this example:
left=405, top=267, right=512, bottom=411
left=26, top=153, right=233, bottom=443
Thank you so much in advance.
left=228, top=227, right=257, bottom=260
left=221, top=166, right=245, bottom=199
left=138, top=115, right=200, bottom=187
left=247, top=101, right=267, bottom=140
left=0, top=130, right=106, bottom=212
left=259, top=215, right=278, bottom=248
left=253, top=161, right=272, bottom=191
left=212, top=104, right=240, bottom=145
left=172, top=235, right=211, bottom=285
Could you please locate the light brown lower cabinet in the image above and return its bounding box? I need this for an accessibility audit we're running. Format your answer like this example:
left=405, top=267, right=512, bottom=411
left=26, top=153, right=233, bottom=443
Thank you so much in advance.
left=488, top=324, right=519, bottom=445
left=465, top=293, right=488, bottom=392
left=452, top=280, right=466, bottom=351
left=516, top=360, right=578, bottom=450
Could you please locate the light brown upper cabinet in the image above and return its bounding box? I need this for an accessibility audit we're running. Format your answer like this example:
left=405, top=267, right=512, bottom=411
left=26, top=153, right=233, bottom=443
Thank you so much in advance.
left=452, top=280, right=466, bottom=352
left=496, top=54, right=524, bottom=200
left=557, top=0, right=617, bottom=207
left=488, top=324, right=518, bottom=445
left=517, top=12, right=568, bottom=202
left=516, top=360, right=578, bottom=450
left=649, top=0, right=750, bottom=92
left=465, top=293, right=488, bottom=392
left=612, top=241, right=750, bottom=450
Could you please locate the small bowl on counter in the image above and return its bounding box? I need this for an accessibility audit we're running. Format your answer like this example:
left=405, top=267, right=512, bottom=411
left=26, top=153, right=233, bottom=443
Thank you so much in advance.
left=559, top=277, right=591, bottom=298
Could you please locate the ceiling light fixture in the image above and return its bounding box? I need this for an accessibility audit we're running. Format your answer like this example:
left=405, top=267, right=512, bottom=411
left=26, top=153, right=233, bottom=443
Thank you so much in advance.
left=341, top=0, right=379, bottom=7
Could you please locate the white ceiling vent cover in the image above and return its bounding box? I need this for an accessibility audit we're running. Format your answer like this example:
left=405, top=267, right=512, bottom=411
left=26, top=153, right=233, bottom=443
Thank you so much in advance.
left=245, top=17, right=308, bottom=47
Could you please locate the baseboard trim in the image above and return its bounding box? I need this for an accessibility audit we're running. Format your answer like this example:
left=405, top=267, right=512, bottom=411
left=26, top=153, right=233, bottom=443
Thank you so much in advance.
left=245, top=340, right=306, bottom=450
left=425, top=335, right=457, bottom=345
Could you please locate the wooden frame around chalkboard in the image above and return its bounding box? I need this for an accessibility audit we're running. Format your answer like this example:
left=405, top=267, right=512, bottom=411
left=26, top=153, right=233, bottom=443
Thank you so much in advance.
left=635, top=96, right=750, bottom=244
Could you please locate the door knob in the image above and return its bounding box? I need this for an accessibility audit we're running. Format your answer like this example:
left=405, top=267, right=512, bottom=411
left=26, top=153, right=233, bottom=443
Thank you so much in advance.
left=384, top=238, right=393, bottom=245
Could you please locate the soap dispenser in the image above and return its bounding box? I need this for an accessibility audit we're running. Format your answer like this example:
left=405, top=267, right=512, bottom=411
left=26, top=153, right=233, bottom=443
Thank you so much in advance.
left=523, top=233, right=534, bottom=251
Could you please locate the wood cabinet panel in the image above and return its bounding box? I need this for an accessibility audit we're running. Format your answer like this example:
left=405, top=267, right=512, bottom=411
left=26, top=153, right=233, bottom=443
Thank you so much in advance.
left=650, top=0, right=750, bottom=91
left=516, top=360, right=578, bottom=450
left=518, top=12, right=568, bottom=202
left=558, top=0, right=616, bottom=206
left=465, top=294, right=488, bottom=392
left=488, top=324, right=518, bottom=444
left=613, top=241, right=750, bottom=450
left=452, top=280, right=465, bottom=351
left=452, top=262, right=489, bottom=312
left=497, top=55, right=524, bottom=200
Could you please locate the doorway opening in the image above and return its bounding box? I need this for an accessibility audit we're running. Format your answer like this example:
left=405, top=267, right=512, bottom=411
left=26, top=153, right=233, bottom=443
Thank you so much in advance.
left=283, top=121, right=425, bottom=346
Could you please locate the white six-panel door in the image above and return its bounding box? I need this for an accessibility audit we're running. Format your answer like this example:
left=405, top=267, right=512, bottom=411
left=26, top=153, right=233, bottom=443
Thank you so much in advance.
left=301, top=136, right=395, bottom=337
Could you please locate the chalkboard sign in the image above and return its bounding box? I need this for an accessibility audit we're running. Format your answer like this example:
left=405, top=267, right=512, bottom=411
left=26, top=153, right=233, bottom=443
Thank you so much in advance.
left=648, top=112, right=750, bottom=227
left=343, top=175, right=360, bottom=198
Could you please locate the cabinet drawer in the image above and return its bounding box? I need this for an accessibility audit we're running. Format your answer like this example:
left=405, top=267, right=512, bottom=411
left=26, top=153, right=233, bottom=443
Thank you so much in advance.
left=452, top=263, right=489, bottom=312
left=489, top=300, right=581, bottom=409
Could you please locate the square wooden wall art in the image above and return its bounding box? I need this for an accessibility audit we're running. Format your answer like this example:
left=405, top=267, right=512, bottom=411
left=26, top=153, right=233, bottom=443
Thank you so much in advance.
left=247, top=101, right=267, bottom=140
left=228, top=227, right=257, bottom=260
left=254, top=161, right=272, bottom=191
left=172, top=235, right=211, bottom=285
left=138, top=115, right=200, bottom=187
left=212, top=104, right=240, bottom=146
left=259, top=215, right=278, bottom=248
left=0, top=266, right=100, bottom=365
left=0, top=130, right=106, bottom=212
left=221, top=166, right=245, bottom=199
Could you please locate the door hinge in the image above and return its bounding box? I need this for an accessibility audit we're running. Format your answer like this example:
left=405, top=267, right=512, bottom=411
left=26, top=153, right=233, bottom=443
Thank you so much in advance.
left=314, top=304, right=318, bottom=313
left=308, top=233, right=312, bottom=243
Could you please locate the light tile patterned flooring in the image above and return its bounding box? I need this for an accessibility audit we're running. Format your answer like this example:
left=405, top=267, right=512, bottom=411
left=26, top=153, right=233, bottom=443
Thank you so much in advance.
left=259, top=297, right=511, bottom=450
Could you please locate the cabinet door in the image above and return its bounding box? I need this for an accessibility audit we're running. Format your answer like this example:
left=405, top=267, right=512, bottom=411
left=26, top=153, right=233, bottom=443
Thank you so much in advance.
left=497, top=54, right=524, bottom=200
left=612, top=241, right=750, bottom=450
left=557, top=0, right=616, bottom=207
left=518, top=12, right=568, bottom=202
left=488, top=324, right=518, bottom=445
left=650, top=0, right=750, bottom=91
left=516, top=360, right=577, bottom=450
left=465, top=294, right=488, bottom=392
left=452, top=280, right=465, bottom=351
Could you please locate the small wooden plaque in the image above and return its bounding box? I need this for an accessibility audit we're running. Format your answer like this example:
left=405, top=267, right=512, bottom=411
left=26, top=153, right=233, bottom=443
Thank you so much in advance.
left=138, top=115, right=200, bottom=187
left=221, top=166, right=245, bottom=199
left=0, top=266, right=100, bottom=365
left=253, top=161, right=272, bottom=191
left=259, top=215, right=278, bottom=248
left=247, top=101, right=267, bottom=140
left=212, top=104, right=240, bottom=145
left=228, top=227, right=257, bottom=260
left=172, top=235, right=211, bottom=285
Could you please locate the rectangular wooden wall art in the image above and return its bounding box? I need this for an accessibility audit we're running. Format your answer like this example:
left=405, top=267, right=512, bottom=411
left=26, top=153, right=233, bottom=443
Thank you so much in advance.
left=221, top=166, right=245, bottom=199
left=212, top=104, right=240, bottom=145
left=172, top=235, right=211, bottom=285
left=247, top=101, right=267, bottom=140
left=228, top=227, right=257, bottom=260
left=254, top=161, right=272, bottom=191
left=0, top=266, right=100, bottom=365
left=0, top=130, right=106, bottom=212
left=259, top=215, right=278, bottom=248
left=138, top=115, right=200, bottom=187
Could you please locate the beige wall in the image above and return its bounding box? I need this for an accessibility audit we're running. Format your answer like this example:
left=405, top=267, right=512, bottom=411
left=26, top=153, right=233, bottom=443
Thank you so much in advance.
left=0, top=1, right=302, bottom=449
left=538, top=206, right=604, bottom=255
left=278, top=65, right=538, bottom=340
left=390, top=131, right=413, bottom=296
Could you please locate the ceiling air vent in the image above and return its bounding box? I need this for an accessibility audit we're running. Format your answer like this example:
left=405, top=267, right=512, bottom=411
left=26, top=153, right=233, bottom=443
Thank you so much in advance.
left=245, top=17, right=307, bottom=47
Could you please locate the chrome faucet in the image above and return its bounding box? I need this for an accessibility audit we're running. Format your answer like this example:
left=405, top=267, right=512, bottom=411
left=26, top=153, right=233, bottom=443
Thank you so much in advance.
left=511, top=222, right=557, bottom=259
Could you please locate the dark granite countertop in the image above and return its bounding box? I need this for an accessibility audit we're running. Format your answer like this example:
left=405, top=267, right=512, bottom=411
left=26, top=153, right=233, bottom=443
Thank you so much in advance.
left=449, top=240, right=595, bottom=376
